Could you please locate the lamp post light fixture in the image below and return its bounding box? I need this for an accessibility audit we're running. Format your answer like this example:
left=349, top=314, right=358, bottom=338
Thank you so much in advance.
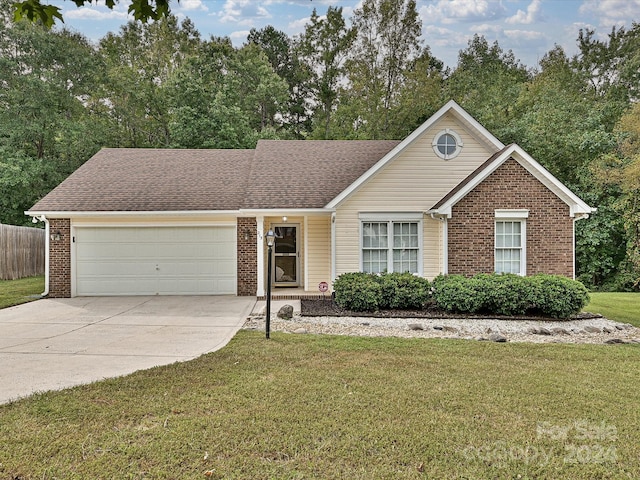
left=265, top=229, right=276, bottom=339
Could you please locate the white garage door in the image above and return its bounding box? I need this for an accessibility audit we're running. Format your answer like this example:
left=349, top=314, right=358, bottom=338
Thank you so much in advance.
left=75, top=226, right=236, bottom=296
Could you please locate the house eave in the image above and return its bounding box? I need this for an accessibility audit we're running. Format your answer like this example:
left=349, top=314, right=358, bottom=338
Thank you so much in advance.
left=325, top=100, right=506, bottom=209
left=25, top=210, right=242, bottom=219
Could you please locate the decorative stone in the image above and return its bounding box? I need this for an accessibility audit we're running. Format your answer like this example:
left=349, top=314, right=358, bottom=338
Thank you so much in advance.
left=604, top=338, right=627, bottom=344
left=408, top=323, right=424, bottom=331
left=615, top=325, right=625, bottom=330
left=433, top=325, right=444, bottom=331
left=602, top=326, right=614, bottom=334
left=584, top=326, right=602, bottom=333
left=293, top=327, right=307, bottom=334
left=443, top=326, right=458, bottom=333
left=551, top=327, right=570, bottom=335
left=528, top=327, right=540, bottom=334
left=277, top=304, right=294, bottom=320
left=537, top=327, right=552, bottom=335
left=489, top=333, right=508, bottom=342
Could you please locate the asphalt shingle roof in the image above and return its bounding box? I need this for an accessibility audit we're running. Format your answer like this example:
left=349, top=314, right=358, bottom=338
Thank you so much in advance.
left=30, top=140, right=401, bottom=212
left=30, top=148, right=254, bottom=212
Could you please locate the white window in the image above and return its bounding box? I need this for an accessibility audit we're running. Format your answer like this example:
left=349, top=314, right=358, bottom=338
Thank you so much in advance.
left=361, top=216, right=422, bottom=274
left=432, top=129, right=463, bottom=160
left=494, top=210, right=528, bottom=275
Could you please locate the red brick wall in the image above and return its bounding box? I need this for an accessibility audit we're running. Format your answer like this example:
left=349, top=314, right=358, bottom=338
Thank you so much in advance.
left=48, top=218, right=71, bottom=298
left=447, top=158, right=574, bottom=278
left=237, top=217, right=257, bottom=296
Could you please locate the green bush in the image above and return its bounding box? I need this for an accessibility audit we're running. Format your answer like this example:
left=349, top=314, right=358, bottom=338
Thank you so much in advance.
left=333, top=272, right=381, bottom=312
left=377, top=272, right=430, bottom=309
left=334, top=272, right=589, bottom=318
left=476, top=273, right=534, bottom=316
left=433, top=273, right=589, bottom=318
left=528, top=274, right=590, bottom=318
left=431, top=275, right=484, bottom=313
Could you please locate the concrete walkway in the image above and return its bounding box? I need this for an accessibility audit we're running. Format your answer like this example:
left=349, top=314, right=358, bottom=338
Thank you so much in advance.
left=0, top=296, right=255, bottom=404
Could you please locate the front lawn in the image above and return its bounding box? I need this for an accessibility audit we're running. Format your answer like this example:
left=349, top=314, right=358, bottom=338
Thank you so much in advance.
left=1, top=331, right=638, bottom=479
left=585, top=292, right=640, bottom=327
left=0, top=275, right=44, bottom=309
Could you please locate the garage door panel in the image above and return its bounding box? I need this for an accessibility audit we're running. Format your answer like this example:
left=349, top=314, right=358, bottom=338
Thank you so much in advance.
left=75, top=226, right=237, bottom=296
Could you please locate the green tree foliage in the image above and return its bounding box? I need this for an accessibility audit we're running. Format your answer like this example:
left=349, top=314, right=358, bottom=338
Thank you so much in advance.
left=338, top=0, right=423, bottom=139
left=297, top=7, right=356, bottom=139
left=13, top=0, right=171, bottom=27
left=97, top=15, right=200, bottom=147
left=248, top=25, right=312, bottom=138
left=447, top=34, right=530, bottom=139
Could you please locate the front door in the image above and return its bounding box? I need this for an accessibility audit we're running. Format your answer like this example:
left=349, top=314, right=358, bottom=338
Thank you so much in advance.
left=273, top=224, right=299, bottom=287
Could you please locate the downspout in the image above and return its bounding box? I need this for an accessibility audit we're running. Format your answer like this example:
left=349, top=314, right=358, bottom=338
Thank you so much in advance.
left=331, top=212, right=336, bottom=282
left=572, top=212, right=591, bottom=280
left=430, top=212, right=448, bottom=275
left=41, top=215, right=50, bottom=297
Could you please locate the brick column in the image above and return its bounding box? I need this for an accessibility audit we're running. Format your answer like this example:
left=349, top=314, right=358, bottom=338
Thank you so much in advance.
left=49, top=218, right=71, bottom=298
left=237, top=217, right=257, bottom=296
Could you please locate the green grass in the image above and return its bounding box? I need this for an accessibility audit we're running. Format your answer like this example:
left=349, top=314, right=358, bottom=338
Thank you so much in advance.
left=1, top=331, right=638, bottom=479
left=0, top=275, right=44, bottom=309
left=585, top=292, right=640, bottom=327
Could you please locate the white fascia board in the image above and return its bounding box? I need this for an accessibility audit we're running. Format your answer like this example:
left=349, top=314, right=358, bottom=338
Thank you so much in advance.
left=431, top=144, right=595, bottom=218
left=24, top=210, right=241, bottom=219
left=239, top=208, right=333, bottom=216
left=325, top=100, right=505, bottom=209
left=507, top=145, right=595, bottom=216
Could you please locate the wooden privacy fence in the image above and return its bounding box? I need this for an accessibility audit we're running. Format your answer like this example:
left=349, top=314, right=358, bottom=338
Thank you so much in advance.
left=0, top=223, right=46, bottom=280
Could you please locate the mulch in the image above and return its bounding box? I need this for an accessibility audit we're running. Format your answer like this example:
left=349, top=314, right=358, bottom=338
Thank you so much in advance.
left=300, top=298, right=602, bottom=322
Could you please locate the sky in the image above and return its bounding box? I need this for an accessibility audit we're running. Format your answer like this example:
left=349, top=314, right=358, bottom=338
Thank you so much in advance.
left=49, top=0, right=640, bottom=69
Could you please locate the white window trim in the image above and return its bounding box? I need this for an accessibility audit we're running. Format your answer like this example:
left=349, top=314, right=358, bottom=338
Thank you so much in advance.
left=432, top=128, right=463, bottom=160
left=359, top=214, right=424, bottom=275
left=494, top=218, right=527, bottom=276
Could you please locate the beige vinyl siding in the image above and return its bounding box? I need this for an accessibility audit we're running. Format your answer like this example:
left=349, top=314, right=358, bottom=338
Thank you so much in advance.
left=306, top=215, right=332, bottom=290
left=335, top=113, right=495, bottom=278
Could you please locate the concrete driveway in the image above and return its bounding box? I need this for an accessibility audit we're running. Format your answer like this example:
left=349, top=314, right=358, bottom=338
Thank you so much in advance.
left=0, top=296, right=255, bottom=404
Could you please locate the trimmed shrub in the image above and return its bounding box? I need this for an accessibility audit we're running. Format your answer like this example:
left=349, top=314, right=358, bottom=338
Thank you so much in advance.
left=433, top=273, right=589, bottom=318
left=528, top=274, right=590, bottom=318
left=377, top=272, right=430, bottom=310
left=333, top=272, right=381, bottom=312
left=476, top=273, right=534, bottom=316
left=431, top=274, right=484, bottom=313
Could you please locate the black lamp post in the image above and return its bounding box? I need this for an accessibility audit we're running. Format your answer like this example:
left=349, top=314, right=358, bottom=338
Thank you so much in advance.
left=265, top=229, right=275, bottom=339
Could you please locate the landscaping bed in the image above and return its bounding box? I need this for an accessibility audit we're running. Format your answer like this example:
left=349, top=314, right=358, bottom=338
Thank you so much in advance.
left=301, top=298, right=602, bottom=322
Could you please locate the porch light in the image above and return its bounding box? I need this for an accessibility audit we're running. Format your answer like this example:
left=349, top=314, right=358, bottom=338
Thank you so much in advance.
left=265, top=229, right=276, bottom=339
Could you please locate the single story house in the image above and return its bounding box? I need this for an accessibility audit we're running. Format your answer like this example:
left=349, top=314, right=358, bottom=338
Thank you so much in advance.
left=27, top=100, right=595, bottom=298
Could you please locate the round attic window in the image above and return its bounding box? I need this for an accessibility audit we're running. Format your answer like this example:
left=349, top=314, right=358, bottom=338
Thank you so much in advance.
left=432, top=129, right=463, bottom=160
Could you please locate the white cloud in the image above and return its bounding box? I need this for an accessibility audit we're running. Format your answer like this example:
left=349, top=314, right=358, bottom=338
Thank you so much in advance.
left=65, top=7, right=129, bottom=20
left=229, top=29, right=251, bottom=44
left=506, top=0, right=543, bottom=24
left=288, top=16, right=312, bottom=31
left=219, top=0, right=271, bottom=24
left=503, top=29, right=545, bottom=41
left=420, top=0, right=507, bottom=24
left=179, top=0, right=208, bottom=12
left=579, top=0, right=640, bottom=28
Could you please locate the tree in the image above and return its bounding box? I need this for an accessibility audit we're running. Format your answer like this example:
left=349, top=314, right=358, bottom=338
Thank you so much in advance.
left=339, top=0, right=422, bottom=139
left=446, top=34, right=529, bottom=139
left=248, top=25, right=312, bottom=138
left=298, top=7, right=356, bottom=139
left=587, top=103, right=640, bottom=289
left=96, top=14, right=200, bottom=147
left=13, top=0, right=171, bottom=27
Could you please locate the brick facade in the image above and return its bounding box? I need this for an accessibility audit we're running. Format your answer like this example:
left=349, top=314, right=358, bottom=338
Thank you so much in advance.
left=236, top=217, right=257, bottom=296
left=447, top=158, right=574, bottom=278
left=48, top=218, right=71, bottom=298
